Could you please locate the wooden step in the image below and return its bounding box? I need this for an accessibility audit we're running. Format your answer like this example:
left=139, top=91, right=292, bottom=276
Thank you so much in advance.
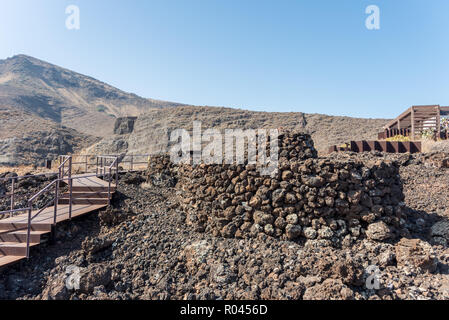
left=0, top=242, right=39, bottom=256
left=60, top=192, right=110, bottom=199
left=58, top=198, right=109, bottom=205
left=0, top=230, right=46, bottom=243
left=71, top=186, right=116, bottom=192
left=0, top=172, right=116, bottom=268
left=0, top=255, right=26, bottom=268
left=0, top=222, right=52, bottom=233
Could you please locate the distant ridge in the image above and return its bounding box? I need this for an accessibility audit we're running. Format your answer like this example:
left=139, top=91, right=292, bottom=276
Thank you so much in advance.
left=0, top=54, right=184, bottom=138
left=0, top=54, right=388, bottom=165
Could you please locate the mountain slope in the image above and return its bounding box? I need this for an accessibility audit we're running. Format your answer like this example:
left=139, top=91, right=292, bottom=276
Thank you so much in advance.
left=0, top=54, right=389, bottom=165
left=0, top=54, right=184, bottom=138
left=86, top=106, right=388, bottom=156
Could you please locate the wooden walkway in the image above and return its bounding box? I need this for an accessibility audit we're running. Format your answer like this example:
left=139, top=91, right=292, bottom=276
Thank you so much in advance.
left=0, top=174, right=115, bottom=267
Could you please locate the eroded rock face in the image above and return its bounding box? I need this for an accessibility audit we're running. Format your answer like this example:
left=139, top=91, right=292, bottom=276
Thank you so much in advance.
left=113, top=117, right=137, bottom=135
left=395, top=238, right=437, bottom=273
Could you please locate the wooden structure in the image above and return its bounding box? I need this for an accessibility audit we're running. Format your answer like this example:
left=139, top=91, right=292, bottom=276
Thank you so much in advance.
left=379, top=105, right=449, bottom=140
left=0, top=156, right=119, bottom=268
left=328, top=140, right=421, bottom=154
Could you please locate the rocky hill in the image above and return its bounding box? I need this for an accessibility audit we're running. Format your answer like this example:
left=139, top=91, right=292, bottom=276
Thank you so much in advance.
left=1, top=54, right=388, bottom=165
left=87, top=106, right=388, bottom=156
left=0, top=55, right=185, bottom=165
left=0, top=54, right=184, bottom=138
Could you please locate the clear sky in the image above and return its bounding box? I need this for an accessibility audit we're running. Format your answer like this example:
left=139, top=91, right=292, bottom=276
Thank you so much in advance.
left=1, top=0, right=448, bottom=118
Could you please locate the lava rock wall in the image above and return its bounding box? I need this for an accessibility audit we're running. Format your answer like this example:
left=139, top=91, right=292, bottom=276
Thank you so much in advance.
left=147, top=131, right=405, bottom=247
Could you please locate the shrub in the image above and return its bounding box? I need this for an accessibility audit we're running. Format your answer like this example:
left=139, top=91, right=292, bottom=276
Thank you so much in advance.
left=97, top=105, right=106, bottom=112
left=386, top=135, right=410, bottom=142
left=421, top=129, right=435, bottom=140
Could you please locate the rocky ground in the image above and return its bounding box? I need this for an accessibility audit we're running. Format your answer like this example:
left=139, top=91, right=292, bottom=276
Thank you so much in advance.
left=0, top=152, right=449, bottom=300
left=0, top=172, right=61, bottom=218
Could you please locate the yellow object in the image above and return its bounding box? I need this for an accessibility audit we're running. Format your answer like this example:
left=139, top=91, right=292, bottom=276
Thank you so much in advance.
left=386, top=135, right=410, bottom=142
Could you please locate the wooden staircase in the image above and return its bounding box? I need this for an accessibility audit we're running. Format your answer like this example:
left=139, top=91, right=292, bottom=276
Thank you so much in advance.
left=0, top=174, right=115, bottom=268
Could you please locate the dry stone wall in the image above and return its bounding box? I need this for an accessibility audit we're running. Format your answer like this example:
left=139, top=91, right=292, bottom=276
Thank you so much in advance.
left=147, top=131, right=405, bottom=247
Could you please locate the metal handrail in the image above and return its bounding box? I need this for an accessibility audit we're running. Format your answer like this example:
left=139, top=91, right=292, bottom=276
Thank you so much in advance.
left=28, top=179, right=58, bottom=203
left=96, top=155, right=119, bottom=205
left=0, top=207, right=31, bottom=216
left=58, top=156, right=71, bottom=176
left=6, top=154, right=123, bottom=259
left=53, top=153, right=150, bottom=175
left=30, top=198, right=56, bottom=221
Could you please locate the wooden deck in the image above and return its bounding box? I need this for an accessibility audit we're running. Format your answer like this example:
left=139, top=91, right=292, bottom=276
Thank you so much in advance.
left=0, top=174, right=115, bottom=268
left=72, top=173, right=113, bottom=188
left=380, top=105, right=449, bottom=140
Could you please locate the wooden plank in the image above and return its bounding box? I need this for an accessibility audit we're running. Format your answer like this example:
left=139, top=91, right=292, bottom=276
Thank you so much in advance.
left=58, top=198, right=108, bottom=205
left=436, top=105, right=441, bottom=137
left=385, top=106, right=412, bottom=129
left=0, top=230, right=45, bottom=243
left=0, top=172, right=115, bottom=268
left=72, top=174, right=115, bottom=188
left=0, top=242, right=39, bottom=256
left=0, top=204, right=107, bottom=226
left=0, top=255, right=25, bottom=267
left=389, top=141, right=400, bottom=153
left=60, top=192, right=109, bottom=199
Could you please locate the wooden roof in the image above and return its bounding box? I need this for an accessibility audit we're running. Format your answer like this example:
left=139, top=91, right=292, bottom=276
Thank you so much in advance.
left=384, top=105, right=440, bottom=129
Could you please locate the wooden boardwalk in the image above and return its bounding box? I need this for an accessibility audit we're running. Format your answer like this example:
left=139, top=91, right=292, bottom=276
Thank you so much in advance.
left=0, top=174, right=115, bottom=267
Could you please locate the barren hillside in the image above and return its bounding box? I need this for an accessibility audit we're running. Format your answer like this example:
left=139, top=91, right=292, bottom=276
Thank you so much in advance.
left=87, top=106, right=388, bottom=156
left=0, top=54, right=184, bottom=138
left=0, top=54, right=388, bottom=164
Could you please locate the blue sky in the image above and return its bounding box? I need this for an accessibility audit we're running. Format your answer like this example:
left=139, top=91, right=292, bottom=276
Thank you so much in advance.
left=1, top=0, right=448, bottom=118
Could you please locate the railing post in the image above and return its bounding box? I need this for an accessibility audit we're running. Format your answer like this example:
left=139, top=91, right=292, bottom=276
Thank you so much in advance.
left=10, top=178, right=14, bottom=212
left=130, top=155, right=133, bottom=171
left=96, top=157, right=98, bottom=177
left=116, top=158, right=119, bottom=187
left=85, top=155, right=88, bottom=173
left=69, top=156, right=72, bottom=220
left=26, top=201, right=32, bottom=259
left=54, top=169, right=60, bottom=225
left=108, top=167, right=111, bottom=206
